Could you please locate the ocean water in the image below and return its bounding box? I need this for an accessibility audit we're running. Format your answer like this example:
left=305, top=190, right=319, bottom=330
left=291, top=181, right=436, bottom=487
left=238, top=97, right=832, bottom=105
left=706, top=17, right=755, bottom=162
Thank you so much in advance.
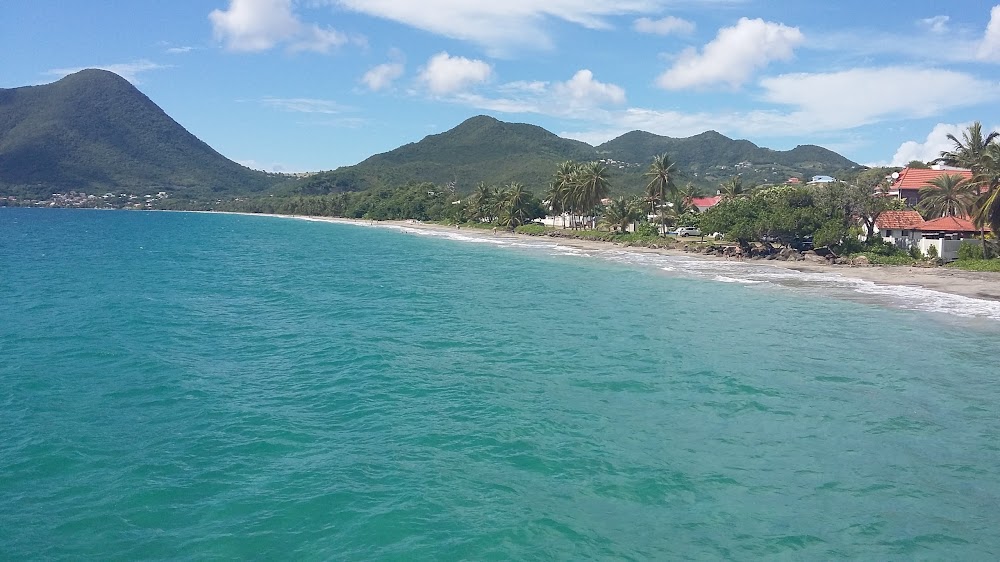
left=2, top=208, right=999, bottom=560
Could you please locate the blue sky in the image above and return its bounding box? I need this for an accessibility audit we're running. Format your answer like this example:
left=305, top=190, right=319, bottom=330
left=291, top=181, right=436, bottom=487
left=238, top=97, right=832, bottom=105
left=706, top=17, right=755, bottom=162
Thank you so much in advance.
left=3, top=1, right=999, bottom=172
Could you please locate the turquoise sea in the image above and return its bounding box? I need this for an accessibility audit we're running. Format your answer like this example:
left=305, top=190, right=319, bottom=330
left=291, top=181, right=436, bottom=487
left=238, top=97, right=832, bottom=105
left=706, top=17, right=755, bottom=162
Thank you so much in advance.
left=2, top=208, right=999, bottom=560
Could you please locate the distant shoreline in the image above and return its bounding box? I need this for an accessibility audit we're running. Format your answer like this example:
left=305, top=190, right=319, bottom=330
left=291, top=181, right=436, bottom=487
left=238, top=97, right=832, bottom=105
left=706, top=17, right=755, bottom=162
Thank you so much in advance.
left=189, top=210, right=1000, bottom=305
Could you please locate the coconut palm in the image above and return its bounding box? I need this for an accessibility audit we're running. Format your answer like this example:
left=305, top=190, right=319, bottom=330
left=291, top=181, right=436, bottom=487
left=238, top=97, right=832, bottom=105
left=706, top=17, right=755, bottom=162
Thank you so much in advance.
left=498, top=182, right=534, bottom=229
left=916, top=174, right=978, bottom=218
left=470, top=182, right=495, bottom=222
left=576, top=161, right=611, bottom=228
left=644, top=153, right=677, bottom=236
left=939, top=122, right=1000, bottom=255
left=719, top=175, right=745, bottom=199
left=550, top=160, right=580, bottom=228
left=599, top=196, right=639, bottom=233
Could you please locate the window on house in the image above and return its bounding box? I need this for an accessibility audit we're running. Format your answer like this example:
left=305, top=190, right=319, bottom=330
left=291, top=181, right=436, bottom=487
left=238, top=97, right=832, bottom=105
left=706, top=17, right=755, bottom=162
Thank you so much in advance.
left=902, top=230, right=909, bottom=236
left=884, top=230, right=892, bottom=237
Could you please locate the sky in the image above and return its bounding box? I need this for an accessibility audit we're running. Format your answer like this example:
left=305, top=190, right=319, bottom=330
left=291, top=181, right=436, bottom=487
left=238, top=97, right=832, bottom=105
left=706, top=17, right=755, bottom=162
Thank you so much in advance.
left=2, top=1, right=1000, bottom=172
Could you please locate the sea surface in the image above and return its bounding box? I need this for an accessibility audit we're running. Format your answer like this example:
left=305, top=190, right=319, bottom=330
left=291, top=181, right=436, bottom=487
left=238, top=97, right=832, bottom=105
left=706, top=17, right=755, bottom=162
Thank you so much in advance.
left=2, top=208, right=999, bottom=560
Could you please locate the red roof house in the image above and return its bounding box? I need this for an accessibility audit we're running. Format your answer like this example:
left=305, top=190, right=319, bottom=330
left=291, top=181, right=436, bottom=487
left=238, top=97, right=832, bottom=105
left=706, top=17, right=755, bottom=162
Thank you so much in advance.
left=915, top=215, right=990, bottom=234
left=690, top=196, right=721, bottom=212
left=875, top=210, right=925, bottom=232
left=888, top=167, right=974, bottom=207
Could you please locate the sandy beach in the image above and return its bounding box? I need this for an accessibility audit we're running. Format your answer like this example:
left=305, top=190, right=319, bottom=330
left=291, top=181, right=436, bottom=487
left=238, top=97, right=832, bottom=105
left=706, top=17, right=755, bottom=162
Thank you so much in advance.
left=245, top=214, right=997, bottom=304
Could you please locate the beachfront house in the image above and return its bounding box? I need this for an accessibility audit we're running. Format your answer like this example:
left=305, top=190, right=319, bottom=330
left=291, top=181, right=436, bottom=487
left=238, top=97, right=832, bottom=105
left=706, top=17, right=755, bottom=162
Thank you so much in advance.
left=874, top=210, right=986, bottom=261
left=690, top=196, right=721, bottom=213
left=887, top=165, right=973, bottom=207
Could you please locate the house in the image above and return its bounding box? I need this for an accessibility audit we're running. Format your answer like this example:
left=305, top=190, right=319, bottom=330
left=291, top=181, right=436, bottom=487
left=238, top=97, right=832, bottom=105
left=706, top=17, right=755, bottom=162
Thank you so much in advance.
left=690, top=195, right=721, bottom=213
left=786, top=177, right=802, bottom=185
left=809, top=175, right=836, bottom=184
left=886, top=165, right=973, bottom=207
left=875, top=210, right=987, bottom=261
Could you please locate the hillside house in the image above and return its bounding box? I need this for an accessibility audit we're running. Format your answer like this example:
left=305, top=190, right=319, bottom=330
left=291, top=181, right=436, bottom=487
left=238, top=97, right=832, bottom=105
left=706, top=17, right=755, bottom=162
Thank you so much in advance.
left=887, top=165, right=973, bottom=207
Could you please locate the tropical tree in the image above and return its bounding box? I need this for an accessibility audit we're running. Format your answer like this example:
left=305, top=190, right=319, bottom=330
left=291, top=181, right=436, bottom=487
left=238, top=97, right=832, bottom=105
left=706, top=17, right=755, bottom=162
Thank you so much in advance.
left=916, top=174, right=978, bottom=218
left=938, top=122, right=1000, bottom=255
left=576, top=161, right=611, bottom=228
left=719, top=175, right=746, bottom=199
left=644, top=153, right=677, bottom=236
left=498, top=182, right=535, bottom=229
left=549, top=160, right=580, bottom=228
left=599, top=196, right=639, bottom=233
left=470, top=182, right=495, bottom=222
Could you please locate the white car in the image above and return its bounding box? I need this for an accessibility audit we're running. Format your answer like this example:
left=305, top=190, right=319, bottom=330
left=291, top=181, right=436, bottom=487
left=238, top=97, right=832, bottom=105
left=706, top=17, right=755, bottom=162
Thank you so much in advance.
left=673, top=226, right=701, bottom=237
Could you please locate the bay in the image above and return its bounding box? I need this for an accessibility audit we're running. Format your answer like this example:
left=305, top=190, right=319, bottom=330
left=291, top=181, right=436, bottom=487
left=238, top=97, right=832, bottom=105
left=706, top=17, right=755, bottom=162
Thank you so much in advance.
left=1, top=208, right=998, bottom=559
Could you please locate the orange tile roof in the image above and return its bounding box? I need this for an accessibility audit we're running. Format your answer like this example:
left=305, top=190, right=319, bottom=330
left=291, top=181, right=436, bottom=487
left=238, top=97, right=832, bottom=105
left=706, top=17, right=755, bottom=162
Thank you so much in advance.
left=876, top=210, right=925, bottom=230
left=915, top=215, right=990, bottom=232
left=892, top=167, right=973, bottom=190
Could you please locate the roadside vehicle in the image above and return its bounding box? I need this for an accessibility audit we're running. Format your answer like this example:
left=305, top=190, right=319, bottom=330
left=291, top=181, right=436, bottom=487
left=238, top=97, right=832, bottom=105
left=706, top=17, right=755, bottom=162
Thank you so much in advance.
left=673, top=226, right=701, bottom=237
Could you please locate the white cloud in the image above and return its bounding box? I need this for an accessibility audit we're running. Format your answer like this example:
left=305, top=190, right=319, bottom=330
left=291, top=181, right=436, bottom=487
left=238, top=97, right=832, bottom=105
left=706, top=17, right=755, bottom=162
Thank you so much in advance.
left=553, top=69, right=626, bottom=107
left=418, top=52, right=492, bottom=95
left=919, top=15, right=950, bottom=34
left=889, top=122, right=1000, bottom=166
left=209, top=0, right=349, bottom=53
left=980, top=4, right=1000, bottom=60
left=45, top=60, right=170, bottom=83
left=330, top=0, right=673, bottom=53
left=633, top=16, right=695, bottom=35
left=260, top=97, right=347, bottom=114
left=165, top=46, right=195, bottom=54
left=362, top=62, right=405, bottom=91
left=759, top=67, right=1000, bottom=130
left=657, top=17, right=803, bottom=90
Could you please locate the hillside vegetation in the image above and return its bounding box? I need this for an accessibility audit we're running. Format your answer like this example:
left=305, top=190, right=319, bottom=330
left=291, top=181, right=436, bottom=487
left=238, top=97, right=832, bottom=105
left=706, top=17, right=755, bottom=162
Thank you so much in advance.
left=283, top=116, right=858, bottom=196
left=0, top=69, right=279, bottom=198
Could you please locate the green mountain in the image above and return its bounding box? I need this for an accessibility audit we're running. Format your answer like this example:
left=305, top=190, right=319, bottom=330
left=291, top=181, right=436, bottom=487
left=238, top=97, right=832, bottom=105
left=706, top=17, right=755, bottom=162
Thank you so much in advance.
left=595, top=130, right=858, bottom=189
left=289, top=116, right=858, bottom=195
left=0, top=69, right=278, bottom=199
left=288, top=115, right=597, bottom=195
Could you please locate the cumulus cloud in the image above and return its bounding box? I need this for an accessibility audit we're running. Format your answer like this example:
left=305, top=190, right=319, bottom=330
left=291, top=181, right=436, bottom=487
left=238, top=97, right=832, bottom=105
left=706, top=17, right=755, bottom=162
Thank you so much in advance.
left=553, top=70, right=626, bottom=107
left=919, top=15, right=950, bottom=34
left=45, top=60, right=170, bottom=83
left=889, top=122, right=1000, bottom=166
left=980, top=4, right=1000, bottom=60
left=362, top=62, right=405, bottom=91
left=209, top=0, right=349, bottom=53
left=329, top=0, right=672, bottom=53
left=657, top=17, right=803, bottom=90
left=418, top=52, right=492, bottom=95
left=759, top=67, right=999, bottom=130
left=633, top=16, right=695, bottom=35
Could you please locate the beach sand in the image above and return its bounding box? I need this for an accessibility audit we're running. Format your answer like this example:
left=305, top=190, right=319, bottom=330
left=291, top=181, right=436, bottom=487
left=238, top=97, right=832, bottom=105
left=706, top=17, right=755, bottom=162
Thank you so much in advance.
left=224, top=213, right=1000, bottom=304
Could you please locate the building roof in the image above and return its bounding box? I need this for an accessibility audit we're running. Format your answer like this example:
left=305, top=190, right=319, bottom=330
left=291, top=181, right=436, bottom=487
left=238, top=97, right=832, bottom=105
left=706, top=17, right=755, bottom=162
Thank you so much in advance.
left=690, top=196, right=721, bottom=208
left=915, top=215, right=990, bottom=233
left=891, top=167, right=973, bottom=191
left=876, top=210, right=925, bottom=230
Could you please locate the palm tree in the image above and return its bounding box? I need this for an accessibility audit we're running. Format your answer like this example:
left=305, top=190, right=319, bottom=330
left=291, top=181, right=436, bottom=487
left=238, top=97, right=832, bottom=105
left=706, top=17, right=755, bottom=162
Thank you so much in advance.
left=719, top=175, right=745, bottom=199
left=551, top=160, right=579, bottom=228
left=470, top=182, right=495, bottom=222
left=939, top=122, right=1000, bottom=256
left=916, top=174, right=978, bottom=218
left=499, top=182, right=533, bottom=229
left=644, top=153, right=677, bottom=236
left=599, top=196, right=639, bottom=233
left=576, top=161, right=611, bottom=229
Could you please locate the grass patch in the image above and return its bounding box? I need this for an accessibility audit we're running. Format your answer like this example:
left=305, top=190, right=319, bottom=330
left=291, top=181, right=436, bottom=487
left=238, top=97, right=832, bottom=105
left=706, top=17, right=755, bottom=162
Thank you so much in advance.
left=946, top=259, right=1000, bottom=272
left=854, top=252, right=918, bottom=266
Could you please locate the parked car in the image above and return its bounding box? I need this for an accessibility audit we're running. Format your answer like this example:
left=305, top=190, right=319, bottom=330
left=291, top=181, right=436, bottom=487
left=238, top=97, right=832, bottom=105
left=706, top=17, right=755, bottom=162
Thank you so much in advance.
left=673, top=226, right=702, bottom=237
left=790, top=236, right=814, bottom=251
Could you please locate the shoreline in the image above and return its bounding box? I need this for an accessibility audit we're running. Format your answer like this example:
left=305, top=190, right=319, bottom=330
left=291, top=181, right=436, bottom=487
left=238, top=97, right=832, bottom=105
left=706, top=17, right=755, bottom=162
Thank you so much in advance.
left=219, top=212, right=999, bottom=305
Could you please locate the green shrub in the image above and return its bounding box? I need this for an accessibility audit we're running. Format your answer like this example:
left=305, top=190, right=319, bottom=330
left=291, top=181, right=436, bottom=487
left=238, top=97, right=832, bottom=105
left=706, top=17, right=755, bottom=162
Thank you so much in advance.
left=859, top=253, right=917, bottom=266
left=926, top=243, right=938, bottom=259
left=865, top=237, right=902, bottom=256
left=946, top=259, right=1000, bottom=272
left=514, top=224, right=547, bottom=235
left=909, top=245, right=924, bottom=260
left=634, top=222, right=659, bottom=237
left=957, top=241, right=985, bottom=261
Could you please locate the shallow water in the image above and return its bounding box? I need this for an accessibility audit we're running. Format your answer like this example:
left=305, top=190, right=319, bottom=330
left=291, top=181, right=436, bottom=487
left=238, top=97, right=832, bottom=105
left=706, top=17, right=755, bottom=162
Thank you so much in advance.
left=2, top=208, right=998, bottom=559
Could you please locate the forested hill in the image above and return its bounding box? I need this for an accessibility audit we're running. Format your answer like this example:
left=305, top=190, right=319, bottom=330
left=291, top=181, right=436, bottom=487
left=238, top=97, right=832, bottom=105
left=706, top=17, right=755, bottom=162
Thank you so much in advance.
left=0, top=69, right=279, bottom=198
left=287, top=116, right=859, bottom=195
left=287, top=115, right=597, bottom=195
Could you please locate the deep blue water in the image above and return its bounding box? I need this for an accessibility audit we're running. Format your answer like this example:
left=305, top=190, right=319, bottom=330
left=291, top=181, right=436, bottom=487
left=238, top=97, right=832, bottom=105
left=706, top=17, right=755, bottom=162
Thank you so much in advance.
left=1, top=208, right=998, bottom=559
